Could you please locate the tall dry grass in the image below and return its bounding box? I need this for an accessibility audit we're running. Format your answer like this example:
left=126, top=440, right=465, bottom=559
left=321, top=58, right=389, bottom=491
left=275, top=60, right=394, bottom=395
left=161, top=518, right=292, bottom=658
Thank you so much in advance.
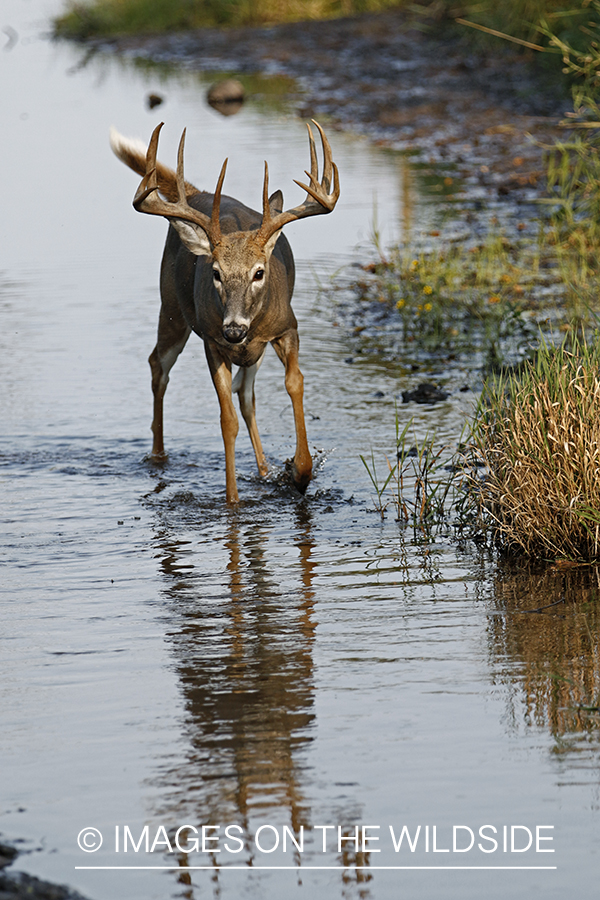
left=471, top=335, right=600, bottom=560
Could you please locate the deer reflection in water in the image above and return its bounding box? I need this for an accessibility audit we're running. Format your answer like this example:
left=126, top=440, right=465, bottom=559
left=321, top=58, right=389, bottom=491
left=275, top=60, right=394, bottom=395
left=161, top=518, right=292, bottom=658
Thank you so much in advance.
left=489, top=562, right=600, bottom=747
left=147, top=498, right=372, bottom=897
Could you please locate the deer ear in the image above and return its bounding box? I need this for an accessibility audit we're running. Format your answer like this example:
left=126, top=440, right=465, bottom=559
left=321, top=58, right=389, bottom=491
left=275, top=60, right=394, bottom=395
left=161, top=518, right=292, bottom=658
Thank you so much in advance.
left=263, top=228, right=283, bottom=257
left=169, top=219, right=212, bottom=257
left=268, top=190, right=283, bottom=215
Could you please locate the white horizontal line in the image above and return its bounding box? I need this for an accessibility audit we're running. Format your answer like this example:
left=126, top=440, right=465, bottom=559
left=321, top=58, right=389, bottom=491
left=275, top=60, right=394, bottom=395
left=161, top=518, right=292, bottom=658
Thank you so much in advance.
left=75, top=865, right=558, bottom=871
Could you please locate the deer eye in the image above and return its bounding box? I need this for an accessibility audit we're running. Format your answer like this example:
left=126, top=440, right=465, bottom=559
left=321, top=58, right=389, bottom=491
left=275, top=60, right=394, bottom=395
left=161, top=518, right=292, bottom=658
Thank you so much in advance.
left=213, top=269, right=221, bottom=282
left=253, top=269, right=264, bottom=282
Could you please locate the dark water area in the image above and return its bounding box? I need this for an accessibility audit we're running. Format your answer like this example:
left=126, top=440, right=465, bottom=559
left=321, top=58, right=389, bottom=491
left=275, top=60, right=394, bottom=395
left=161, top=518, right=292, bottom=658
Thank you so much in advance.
left=2, top=2, right=599, bottom=899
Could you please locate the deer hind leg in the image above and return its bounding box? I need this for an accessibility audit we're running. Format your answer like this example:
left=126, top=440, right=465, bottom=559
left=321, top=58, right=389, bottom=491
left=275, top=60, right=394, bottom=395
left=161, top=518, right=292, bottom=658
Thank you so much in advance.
left=232, top=350, right=268, bottom=478
left=149, top=307, right=191, bottom=458
left=204, top=339, right=239, bottom=504
left=271, top=330, right=312, bottom=494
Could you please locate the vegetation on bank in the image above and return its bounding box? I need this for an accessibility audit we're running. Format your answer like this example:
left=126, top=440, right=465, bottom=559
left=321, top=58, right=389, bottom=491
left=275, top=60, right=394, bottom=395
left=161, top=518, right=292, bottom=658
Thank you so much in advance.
left=471, top=335, right=600, bottom=560
left=363, top=336, right=600, bottom=562
left=353, top=3, right=600, bottom=562
left=53, top=0, right=402, bottom=37
left=50, top=0, right=600, bottom=51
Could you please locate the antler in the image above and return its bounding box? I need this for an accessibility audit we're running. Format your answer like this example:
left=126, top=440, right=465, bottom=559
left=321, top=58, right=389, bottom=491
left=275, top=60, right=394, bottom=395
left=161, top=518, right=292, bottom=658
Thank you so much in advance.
left=255, top=120, right=340, bottom=247
left=132, top=121, right=227, bottom=247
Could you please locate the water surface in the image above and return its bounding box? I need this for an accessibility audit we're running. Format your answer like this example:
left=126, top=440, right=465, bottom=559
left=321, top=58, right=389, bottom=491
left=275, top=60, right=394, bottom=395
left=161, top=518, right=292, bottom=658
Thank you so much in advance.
left=1, top=2, right=599, bottom=899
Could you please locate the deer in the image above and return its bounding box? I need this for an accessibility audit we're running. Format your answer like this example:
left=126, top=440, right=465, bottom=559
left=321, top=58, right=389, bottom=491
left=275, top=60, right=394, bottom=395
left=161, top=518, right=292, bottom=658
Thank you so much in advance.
left=110, top=120, right=340, bottom=503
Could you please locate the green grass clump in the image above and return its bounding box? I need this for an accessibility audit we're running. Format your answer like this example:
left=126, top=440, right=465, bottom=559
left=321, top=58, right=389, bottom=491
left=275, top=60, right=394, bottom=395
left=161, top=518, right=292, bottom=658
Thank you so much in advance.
left=470, top=335, right=600, bottom=561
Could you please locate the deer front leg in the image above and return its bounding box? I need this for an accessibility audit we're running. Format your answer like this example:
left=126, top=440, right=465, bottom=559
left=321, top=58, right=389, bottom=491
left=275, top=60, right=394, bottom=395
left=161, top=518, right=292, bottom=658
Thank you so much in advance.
left=204, top=339, right=240, bottom=504
left=232, top=350, right=268, bottom=478
left=149, top=307, right=191, bottom=458
left=272, top=330, right=312, bottom=494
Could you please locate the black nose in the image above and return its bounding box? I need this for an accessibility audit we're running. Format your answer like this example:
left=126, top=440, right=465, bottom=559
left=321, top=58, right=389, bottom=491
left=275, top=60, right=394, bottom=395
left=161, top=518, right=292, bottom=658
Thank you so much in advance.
left=222, top=323, right=248, bottom=344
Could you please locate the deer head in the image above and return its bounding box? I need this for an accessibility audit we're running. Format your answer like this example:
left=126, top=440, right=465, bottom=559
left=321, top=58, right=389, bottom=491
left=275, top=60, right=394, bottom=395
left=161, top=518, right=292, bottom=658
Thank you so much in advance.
left=132, top=120, right=340, bottom=344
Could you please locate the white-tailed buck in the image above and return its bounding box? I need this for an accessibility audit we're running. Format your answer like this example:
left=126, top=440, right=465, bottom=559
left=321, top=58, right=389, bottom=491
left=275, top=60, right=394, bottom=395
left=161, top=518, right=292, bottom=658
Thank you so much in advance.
left=110, top=121, right=339, bottom=503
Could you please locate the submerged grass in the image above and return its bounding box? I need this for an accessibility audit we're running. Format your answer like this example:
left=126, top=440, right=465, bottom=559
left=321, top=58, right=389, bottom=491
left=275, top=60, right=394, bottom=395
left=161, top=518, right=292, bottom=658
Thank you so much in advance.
left=349, top=229, right=556, bottom=368
left=361, top=412, right=470, bottom=536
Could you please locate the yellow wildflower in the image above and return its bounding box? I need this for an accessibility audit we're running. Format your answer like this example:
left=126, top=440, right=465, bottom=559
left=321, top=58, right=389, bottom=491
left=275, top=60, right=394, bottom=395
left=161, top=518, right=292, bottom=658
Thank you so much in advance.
left=423, top=285, right=433, bottom=295
left=488, top=295, right=501, bottom=304
left=424, top=302, right=433, bottom=312
left=396, top=298, right=406, bottom=310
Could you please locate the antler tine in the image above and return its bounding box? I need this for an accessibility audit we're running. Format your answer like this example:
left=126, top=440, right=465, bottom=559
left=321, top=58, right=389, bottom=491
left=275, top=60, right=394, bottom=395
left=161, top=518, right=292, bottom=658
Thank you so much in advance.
left=133, top=121, right=163, bottom=210
left=131, top=124, right=222, bottom=245
left=255, top=119, right=340, bottom=246
left=306, top=122, right=318, bottom=185
left=210, top=159, right=228, bottom=246
left=311, top=119, right=333, bottom=192
left=262, top=160, right=271, bottom=224
left=175, top=128, right=188, bottom=202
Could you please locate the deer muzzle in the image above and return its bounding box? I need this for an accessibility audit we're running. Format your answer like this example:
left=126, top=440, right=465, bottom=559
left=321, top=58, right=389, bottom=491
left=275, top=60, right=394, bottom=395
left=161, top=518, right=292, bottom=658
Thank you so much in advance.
left=222, top=322, right=249, bottom=344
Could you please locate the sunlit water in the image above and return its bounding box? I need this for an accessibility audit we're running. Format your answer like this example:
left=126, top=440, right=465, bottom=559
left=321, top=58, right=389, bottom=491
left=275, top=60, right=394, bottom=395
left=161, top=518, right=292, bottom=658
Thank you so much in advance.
left=2, top=2, right=599, bottom=899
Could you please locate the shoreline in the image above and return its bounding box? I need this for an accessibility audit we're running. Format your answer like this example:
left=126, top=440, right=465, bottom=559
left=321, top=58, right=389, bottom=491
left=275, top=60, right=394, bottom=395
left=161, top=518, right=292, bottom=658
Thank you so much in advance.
left=74, top=9, right=569, bottom=214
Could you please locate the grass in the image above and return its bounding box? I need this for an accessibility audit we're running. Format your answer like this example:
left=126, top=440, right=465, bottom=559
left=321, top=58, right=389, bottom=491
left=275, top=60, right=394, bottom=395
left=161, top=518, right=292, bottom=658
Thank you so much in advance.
left=51, top=0, right=600, bottom=47
left=53, top=0, right=404, bottom=38
left=360, top=329, right=600, bottom=564
left=468, top=333, right=600, bottom=561
left=360, top=412, right=467, bottom=534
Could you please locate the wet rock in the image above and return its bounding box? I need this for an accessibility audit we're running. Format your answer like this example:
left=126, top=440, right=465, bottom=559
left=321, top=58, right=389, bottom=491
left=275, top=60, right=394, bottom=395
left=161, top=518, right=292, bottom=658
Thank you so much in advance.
left=401, top=382, right=449, bottom=404
left=207, top=79, right=245, bottom=116
left=146, top=92, right=163, bottom=109
left=0, top=844, right=18, bottom=870
left=0, top=871, right=90, bottom=900
left=0, top=841, right=90, bottom=900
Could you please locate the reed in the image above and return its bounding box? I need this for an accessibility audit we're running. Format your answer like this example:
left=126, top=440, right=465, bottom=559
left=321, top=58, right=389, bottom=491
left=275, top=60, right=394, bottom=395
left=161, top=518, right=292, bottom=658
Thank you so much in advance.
left=361, top=414, right=461, bottom=531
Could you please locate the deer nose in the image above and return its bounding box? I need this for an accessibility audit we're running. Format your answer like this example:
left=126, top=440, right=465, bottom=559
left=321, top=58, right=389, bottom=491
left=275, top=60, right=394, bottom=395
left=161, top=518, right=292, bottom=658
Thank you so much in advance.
left=222, top=323, right=248, bottom=344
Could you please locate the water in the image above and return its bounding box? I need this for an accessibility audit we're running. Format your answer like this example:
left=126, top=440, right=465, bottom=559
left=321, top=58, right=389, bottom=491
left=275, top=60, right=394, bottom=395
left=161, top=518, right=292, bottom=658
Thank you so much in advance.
left=1, top=2, right=599, bottom=899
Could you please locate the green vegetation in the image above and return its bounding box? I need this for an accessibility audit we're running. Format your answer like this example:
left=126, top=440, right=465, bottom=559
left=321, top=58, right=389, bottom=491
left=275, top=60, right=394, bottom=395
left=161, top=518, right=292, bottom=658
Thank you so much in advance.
left=50, top=0, right=600, bottom=43
left=355, top=4, right=600, bottom=561
left=351, top=232, right=548, bottom=368
left=363, top=336, right=600, bottom=562
left=361, top=415, right=461, bottom=531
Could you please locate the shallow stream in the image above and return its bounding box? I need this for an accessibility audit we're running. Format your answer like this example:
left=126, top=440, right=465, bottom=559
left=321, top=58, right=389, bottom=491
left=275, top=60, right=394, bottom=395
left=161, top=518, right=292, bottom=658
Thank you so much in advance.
left=2, top=2, right=599, bottom=899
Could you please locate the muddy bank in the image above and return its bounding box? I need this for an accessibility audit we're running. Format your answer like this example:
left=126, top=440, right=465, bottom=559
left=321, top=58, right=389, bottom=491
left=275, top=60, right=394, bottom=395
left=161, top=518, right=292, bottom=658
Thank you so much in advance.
left=80, top=9, right=568, bottom=206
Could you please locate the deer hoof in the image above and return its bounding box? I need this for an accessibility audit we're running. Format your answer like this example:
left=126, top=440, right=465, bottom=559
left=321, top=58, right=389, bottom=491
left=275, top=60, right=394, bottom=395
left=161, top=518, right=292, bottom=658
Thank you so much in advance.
left=287, top=459, right=311, bottom=495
